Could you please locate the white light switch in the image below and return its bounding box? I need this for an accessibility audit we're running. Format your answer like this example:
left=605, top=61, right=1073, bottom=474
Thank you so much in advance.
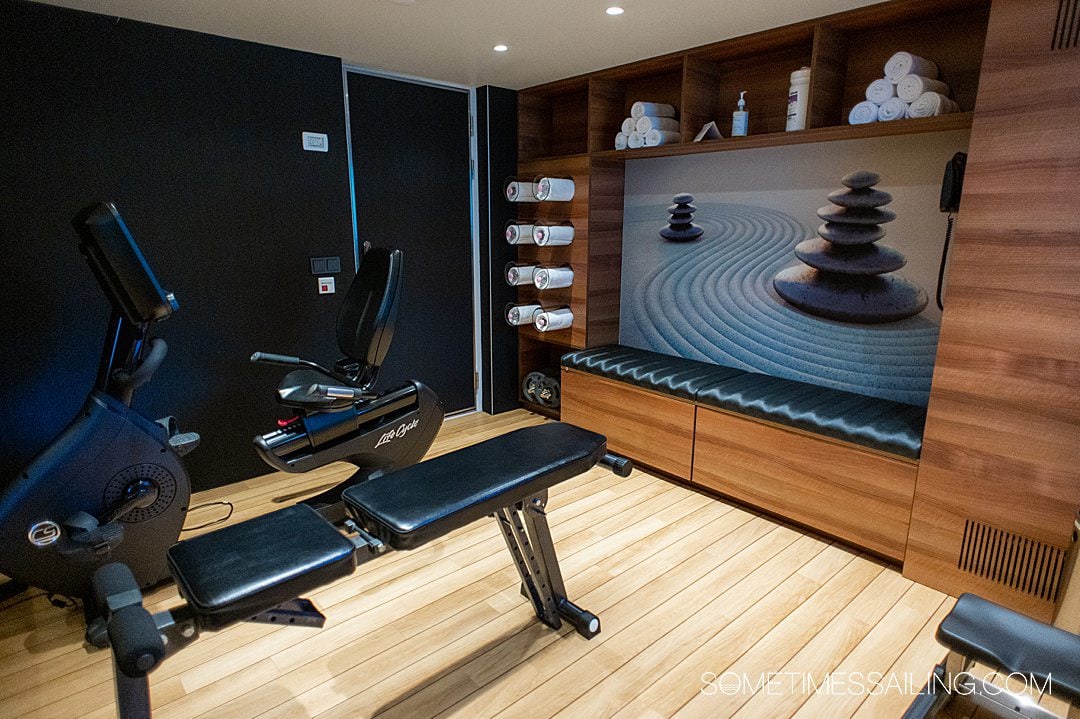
left=318, top=276, right=335, bottom=294
left=302, top=132, right=329, bottom=152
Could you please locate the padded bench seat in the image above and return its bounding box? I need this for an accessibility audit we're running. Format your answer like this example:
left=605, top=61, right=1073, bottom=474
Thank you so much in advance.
left=167, top=504, right=356, bottom=629
left=696, top=373, right=926, bottom=459
left=938, top=594, right=1080, bottom=706
left=562, top=345, right=926, bottom=459
left=343, top=422, right=606, bottom=550
left=560, top=345, right=746, bottom=402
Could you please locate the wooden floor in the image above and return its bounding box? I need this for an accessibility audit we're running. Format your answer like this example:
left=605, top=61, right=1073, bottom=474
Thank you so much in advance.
left=0, top=409, right=964, bottom=718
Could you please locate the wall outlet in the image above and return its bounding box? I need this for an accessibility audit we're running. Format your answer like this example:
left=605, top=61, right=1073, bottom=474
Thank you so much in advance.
left=302, top=132, right=329, bottom=152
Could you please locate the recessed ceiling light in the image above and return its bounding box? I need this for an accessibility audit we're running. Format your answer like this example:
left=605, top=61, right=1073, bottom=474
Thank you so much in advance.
left=493, top=44, right=509, bottom=52
left=606, top=6, right=624, bottom=15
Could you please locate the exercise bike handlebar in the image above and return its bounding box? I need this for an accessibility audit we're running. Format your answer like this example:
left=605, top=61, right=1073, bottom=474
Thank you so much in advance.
left=251, top=352, right=338, bottom=378
left=250, top=352, right=302, bottom=366
left=310, top=384, right=365, bottom=400
left=113, top=337, right=168, bottom=392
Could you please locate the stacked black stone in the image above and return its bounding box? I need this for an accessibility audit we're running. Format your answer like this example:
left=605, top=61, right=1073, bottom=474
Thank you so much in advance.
left=773, top=170, right=928, bottom=324
left=660, top=193, right=704, bottom=241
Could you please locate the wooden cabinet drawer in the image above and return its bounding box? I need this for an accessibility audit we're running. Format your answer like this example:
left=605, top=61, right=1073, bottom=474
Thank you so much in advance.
left=560, top=369, right=695, bottom=479
left=692, top=406, right=917, bottom=561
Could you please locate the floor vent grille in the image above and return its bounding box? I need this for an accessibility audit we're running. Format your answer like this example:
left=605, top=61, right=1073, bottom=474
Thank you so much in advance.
left=1053, top=0, right=1079, bottom=50
left=958, top=519, right=1065, bottom=602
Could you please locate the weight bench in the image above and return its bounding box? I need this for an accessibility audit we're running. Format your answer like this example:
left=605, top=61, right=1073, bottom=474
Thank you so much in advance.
left=904, top=593, right=1080, bottom=719
left=87, top=422, right=629, bottom=718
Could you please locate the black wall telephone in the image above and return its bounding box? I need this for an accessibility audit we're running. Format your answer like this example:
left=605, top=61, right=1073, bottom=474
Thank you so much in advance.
left=936, top=152, right=967, bottom=310
left=940, top=152, right=967, bottom=213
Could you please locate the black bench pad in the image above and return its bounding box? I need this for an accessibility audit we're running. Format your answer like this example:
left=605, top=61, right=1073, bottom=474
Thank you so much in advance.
left=561, top=345, right=745, bottom=402
left=938, top=593, right=1080, bottom=706
left=561, top=344, right=926, bottom=459
left=167, top=504, right=355, bottom=629
left=343, top=422, right=606, bottom=551
left=695, top=372, right=926, bottom=459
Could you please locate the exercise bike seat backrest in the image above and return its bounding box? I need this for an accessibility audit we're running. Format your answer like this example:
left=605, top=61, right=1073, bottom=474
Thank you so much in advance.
left=336, top=247, right=401, bottom=376
left=272, top=248, right=402, bottom=410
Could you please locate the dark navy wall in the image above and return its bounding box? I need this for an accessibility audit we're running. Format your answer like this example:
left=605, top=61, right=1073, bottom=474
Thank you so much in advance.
left=0, top=0, right=356, bottom=489
left=476, top=86, right=520, bottom=414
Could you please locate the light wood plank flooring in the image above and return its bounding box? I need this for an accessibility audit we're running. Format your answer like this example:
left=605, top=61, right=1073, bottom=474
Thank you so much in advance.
left=0, top=409, right=963, bottom=718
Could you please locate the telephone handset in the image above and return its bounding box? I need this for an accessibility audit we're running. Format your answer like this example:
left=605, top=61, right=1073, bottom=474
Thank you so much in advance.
left=936, top=152, right=967, bottom=310
left=940, top=152, right=967, bottom=213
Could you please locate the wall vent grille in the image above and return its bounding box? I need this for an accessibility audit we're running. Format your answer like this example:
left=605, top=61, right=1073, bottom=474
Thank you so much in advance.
left=1053, top=0, right=1080, bottom=50
left=958, top=519, right=1065, bottom=602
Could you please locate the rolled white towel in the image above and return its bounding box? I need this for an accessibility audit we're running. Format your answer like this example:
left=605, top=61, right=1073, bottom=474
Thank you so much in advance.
left=884, top=51, right=939, bottom=82
left=615, top=132, right=628, bottom=150
left=865, top=79, right=896, bottom=105
left=636, top=115, right=679, bottom=133
left=877, top=97, right=908, bottom=122
left=896, top=74, right=950, bottom=103
left=631, top=101, right=675, bottom=119
left=627, top=131, right=645, bottom=149
left=848, top=100, right=879, bottom=125
left=621, top=117, right=636, bottom=134
left=906, top=91, right=960, bottom=118
left=644, top=129, right=680, bottom=147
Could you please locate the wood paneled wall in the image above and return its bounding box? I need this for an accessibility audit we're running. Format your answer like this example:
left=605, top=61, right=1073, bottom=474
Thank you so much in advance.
left=904, top=0, right=1080, bottom=621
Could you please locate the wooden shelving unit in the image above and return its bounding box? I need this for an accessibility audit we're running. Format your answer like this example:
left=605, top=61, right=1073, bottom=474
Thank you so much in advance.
left=512, top=0, right=991, bottom=415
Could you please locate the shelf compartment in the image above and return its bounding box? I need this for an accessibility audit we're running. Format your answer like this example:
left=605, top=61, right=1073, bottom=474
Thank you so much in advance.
left=518, top=77, right=590, bottom=161
left=822, top=0, right=990, bottom=123
left=518, top=335, right=568, bottom=419
left=683, top=27, right=815, bottom=140
left=587, top=55, right=685, bottom=154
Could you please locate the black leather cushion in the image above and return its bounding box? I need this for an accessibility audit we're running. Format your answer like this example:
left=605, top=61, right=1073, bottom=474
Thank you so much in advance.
left=343, top=422, right=606, bottom=550
left=938, top=593, right=1080, bottom=706
left=167, top=504, right=356, bottom=629
left=561, top=345, right=746, bottom=401
left=695, top=372, right=926, bottom=459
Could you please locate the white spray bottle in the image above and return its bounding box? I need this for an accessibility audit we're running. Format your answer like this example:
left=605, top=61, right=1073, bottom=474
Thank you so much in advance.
left=732, top=91, right=749, bottom=137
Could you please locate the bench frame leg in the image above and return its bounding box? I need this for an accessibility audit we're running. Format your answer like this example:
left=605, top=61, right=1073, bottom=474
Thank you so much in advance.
left=112, top=655, right=151, bottom=719
left=494, top=491, right=600, bottom=639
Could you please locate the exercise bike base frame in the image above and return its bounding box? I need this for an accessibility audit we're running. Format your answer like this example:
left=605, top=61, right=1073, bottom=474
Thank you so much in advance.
left=253, top=380, right=443, bottom=477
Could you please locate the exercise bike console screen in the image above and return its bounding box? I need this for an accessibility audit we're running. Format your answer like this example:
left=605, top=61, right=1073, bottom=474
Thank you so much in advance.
left=72, top=202, right=178, bottom=325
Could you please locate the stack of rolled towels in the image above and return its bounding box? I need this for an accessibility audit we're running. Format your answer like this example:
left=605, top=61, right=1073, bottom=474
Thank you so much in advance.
left=615, top=101, right=680, bottom=150
left=849, top=51, right=959, bottom=125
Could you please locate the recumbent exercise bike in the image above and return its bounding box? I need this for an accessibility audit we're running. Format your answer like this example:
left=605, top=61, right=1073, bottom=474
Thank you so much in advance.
left=0, top=202, right=441, bottom=602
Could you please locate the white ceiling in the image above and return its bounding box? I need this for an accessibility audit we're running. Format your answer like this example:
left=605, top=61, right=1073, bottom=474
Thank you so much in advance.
left=39, top=0, right=886, bottom=89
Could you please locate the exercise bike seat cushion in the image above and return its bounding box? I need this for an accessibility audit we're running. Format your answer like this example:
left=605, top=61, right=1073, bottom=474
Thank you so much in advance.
left=277, top=368, right=356, bottom=411
left=166, top=504, right=355, bottom=629
left=342, top=422, right=606, bottom=551
left=937, top=593, right=1080, bottom=706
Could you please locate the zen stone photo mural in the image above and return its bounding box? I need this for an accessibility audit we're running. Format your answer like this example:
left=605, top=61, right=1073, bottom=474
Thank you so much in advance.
left=619, top=133, right=969, bottom=407
left=773, top=170, right=929, bottom=323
